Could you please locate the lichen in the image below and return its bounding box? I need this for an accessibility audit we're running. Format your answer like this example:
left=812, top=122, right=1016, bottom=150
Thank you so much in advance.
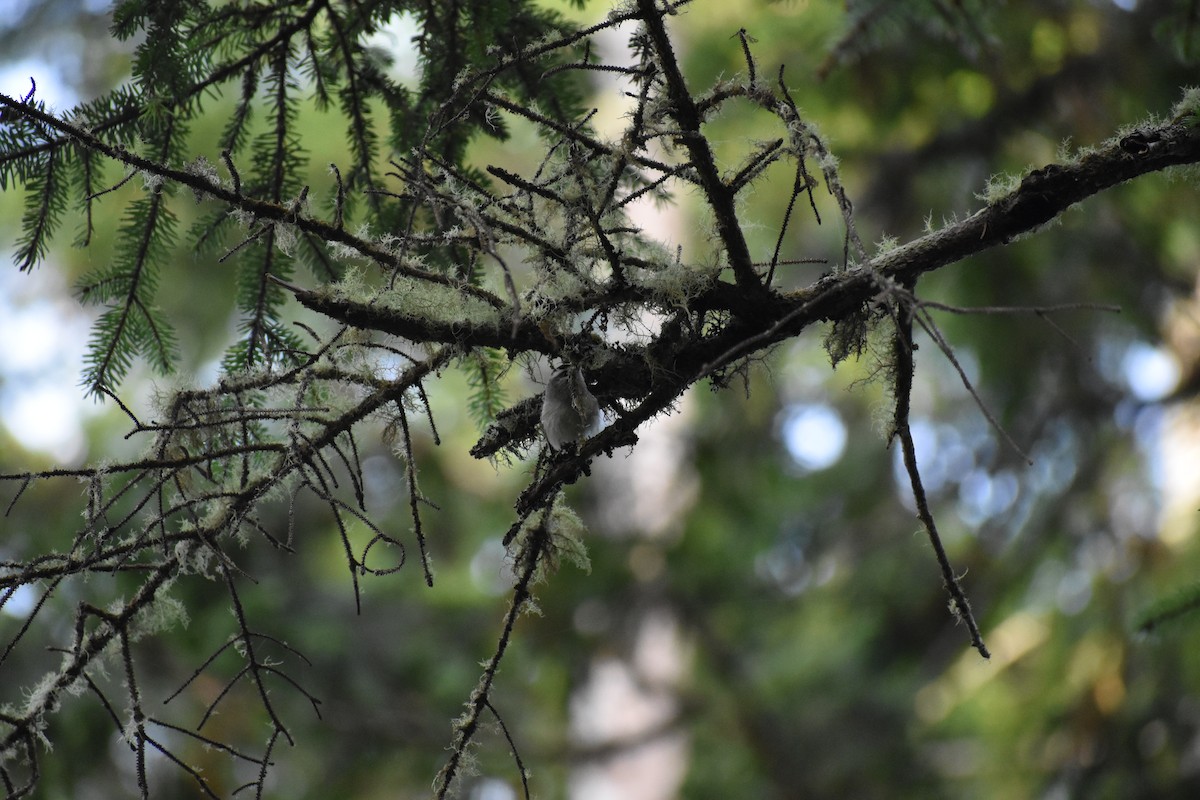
left=977, top=172, right=1022, bottom=205
left=628, top=256, right=721, bottom=308
left=874, top=234, right=900, bottom=256
left=325, top=268, right=505, bottom=333
left=129, top=590, right=189, bottom=642
left=1172, top=85, right=1200, bottom=125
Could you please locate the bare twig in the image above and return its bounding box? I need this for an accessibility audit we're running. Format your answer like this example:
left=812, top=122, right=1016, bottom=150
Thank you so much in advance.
left=889, top=297, right=990, bottom=659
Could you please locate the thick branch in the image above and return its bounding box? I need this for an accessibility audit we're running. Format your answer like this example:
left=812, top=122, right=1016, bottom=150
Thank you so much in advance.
left=470, top=118, right=1200, bottom=456
left=272, top=277, right=557, bottom=353
left=871, top=121, right=1200, bottom=280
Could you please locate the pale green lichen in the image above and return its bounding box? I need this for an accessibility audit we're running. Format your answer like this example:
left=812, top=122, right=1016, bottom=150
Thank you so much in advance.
left=511, top=499, right=592, bottom=582
left=526, top=261, right=593, bottom=311
left=323, top=266, right=504, bottom=332
left=1172, top=86, right=1200, bottom=124
left=129, top=590, right=189, bottom=642
left=874, top=234, right=900, bottom=256
left=628, top=256, right=721, bottom=309
left=545, top=501, right=590, bottom=574
left=1053, top=135, right=1101, bottom=165
left=21, top=672, right=60, bottom=729
left=977, top=171, right=1022, bottom=205
left=183, top=156, right=219, bottom=201
left=274, top=222, right=298, bottom=256
left=175, top=538, right=214, bottom=577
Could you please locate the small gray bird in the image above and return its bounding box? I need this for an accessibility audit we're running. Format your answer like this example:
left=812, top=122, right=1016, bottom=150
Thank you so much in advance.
left=540, top=365, right=602, bottom=450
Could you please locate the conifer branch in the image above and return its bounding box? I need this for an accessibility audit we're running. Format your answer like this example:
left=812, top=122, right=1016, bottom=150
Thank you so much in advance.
left=1, top=1, right=1199, bottom=795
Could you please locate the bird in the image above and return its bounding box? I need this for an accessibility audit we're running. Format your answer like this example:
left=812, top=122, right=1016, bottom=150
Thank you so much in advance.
left=540, top=365, right=602, bottom=450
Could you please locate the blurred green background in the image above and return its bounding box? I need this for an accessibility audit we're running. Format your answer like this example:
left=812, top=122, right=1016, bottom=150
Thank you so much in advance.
left=3, top=1, right=1200, bottom=798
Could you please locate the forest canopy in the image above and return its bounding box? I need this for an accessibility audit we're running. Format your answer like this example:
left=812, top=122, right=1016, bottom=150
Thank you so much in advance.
left=2, top=0, right=1200, bottom=798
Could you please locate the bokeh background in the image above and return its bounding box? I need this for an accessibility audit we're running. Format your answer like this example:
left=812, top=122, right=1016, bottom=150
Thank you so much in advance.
left=3, top=1, right=1200, bottom=798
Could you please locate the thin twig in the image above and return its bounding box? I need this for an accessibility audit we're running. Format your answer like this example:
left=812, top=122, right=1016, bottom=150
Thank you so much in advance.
left=434, top=511, right=551, bottom=799
left=890, top=298, right=990, bottom=659
left=910, top=304, right=1033, bottom=465
left=486, top=700, right=532, bottom=800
